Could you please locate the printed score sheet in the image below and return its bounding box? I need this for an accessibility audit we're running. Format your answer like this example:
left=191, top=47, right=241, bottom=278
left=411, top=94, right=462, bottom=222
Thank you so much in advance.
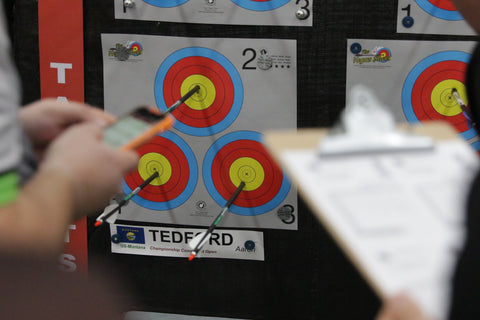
left=264, top=122, right=479, bottom=320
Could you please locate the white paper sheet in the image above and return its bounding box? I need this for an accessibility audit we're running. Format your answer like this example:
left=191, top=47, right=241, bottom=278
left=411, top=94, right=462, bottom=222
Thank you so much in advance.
left=280, top=140, right=478, bottom=319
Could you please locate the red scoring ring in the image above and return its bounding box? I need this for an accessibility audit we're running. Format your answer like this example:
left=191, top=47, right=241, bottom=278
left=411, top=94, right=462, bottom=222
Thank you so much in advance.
left=427, top=0, right=456, bottom=11
left=210, top=140, right=283, bottom=207
left=135, top=143, right=183, bottom=197
left=218, top=149, right=280, bottom=204
left=124, top=136, right=190, bottom=202
left=126, top=141, right=183, bottom=200
left=420, top=71, right=468, bottom=127
left=411, top=60, right=469, bottom=132
left=169, top=65, right=230, bottom=125
left=163, top=56, right=234, bottom=128
left=212, top=150, right=281, bottom=208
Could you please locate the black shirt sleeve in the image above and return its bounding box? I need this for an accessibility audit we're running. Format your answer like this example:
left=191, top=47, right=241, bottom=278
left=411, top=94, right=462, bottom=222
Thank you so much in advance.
left=449, top=43, right=480, bottom=319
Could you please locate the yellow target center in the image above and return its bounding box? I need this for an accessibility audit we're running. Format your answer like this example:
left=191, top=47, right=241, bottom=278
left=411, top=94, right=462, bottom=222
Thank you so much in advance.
left=181, top=74, right=216, bottom=111
left=138, top=152, right=172, bottom=186
left=229, top=157, right=264, bottom=191
left=431, top=80, right=468, bottom=117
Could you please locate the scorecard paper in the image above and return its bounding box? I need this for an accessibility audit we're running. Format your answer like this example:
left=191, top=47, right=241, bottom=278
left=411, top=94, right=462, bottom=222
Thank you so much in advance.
left=280, top=140, right=479, bottom=320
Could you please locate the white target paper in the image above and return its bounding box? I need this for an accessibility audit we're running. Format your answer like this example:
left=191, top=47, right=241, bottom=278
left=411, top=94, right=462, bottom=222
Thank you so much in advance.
left=397, top=0, right=476, bottom=35
left=115, top=0, right=312, bottom=27
left=346, top=39, right=479, bottom=150
left=102, top=34, right=297, bottom=230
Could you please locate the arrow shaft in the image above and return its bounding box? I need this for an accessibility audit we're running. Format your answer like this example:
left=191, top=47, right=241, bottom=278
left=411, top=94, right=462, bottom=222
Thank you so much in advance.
left=189, top=181, right=245, bottom=259
left=165, top=85, right=200, bottom=115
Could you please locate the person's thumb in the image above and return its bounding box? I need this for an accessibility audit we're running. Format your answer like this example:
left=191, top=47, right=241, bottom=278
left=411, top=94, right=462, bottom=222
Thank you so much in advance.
left=389, top=295, right=427, bottom=320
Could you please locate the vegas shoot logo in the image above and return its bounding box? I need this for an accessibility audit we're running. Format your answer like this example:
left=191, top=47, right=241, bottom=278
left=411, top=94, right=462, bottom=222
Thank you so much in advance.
left=350, top=42, right=392, bottom=65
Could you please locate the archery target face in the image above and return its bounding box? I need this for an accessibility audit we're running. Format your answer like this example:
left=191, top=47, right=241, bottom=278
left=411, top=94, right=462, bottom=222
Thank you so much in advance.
left=231, top=0, right=290, bottom=11
left=414, top=0, right=463, bottom=20
left=155, top=47, right=243, bottom=137
left=143, top=0, right=189, bottom=8
left=203, top=131, right=291, bottom=216
left=122, top=131, right=198, bottom=210
left=402, top=51, right=477, bottom=140
left=103, top=34, right=297, bottom=229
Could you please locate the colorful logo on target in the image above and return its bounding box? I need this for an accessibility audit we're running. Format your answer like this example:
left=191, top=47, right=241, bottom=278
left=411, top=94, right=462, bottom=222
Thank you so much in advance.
left=373, top=47, right=391, bottom=56
left=351, top=43, right=392, bottom=64
left=127, top=41, right=143, bottom=56
left=372, top=47, right=392, bottom=63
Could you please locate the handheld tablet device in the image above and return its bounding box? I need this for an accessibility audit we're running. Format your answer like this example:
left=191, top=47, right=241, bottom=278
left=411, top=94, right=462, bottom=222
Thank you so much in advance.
left=103, top=106, right=174, bottom=150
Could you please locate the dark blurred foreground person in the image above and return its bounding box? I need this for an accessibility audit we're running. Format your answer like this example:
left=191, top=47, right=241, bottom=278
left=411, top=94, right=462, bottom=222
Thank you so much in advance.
left=376, top=1, right=480, bottom=319
left=0, top=255, right=130, bottom=320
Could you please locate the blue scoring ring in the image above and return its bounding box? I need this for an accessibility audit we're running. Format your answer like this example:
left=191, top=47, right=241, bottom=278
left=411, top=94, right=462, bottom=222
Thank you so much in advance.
left=230, top=0, right=290, bottom=11
left=143, top=0, right=189, bottom=8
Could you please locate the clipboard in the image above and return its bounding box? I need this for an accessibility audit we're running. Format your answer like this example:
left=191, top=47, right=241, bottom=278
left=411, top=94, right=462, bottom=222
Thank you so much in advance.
left=264, top=121, right=479, bottom=320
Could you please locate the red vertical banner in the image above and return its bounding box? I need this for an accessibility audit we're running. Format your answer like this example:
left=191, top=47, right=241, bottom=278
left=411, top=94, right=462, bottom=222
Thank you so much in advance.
left=38, top=0, right=88, bottom=273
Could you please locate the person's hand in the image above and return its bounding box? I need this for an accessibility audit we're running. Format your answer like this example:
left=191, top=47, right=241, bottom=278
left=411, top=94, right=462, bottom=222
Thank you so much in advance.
left=376, top=294, right=431, bottom=320
left=39, top=121, right=138, bottom=219
left=19, top=99, right=116, bottom=160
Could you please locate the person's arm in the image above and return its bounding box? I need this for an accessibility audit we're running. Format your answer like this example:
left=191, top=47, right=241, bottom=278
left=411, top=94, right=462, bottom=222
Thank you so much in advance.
left=19, top=99, right=116, bottom=160
left=0, top=122, right=138, bottom=258
left=0, top=166, right=75, bottom=257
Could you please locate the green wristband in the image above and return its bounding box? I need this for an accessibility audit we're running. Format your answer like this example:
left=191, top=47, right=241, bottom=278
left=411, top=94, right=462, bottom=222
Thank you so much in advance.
left=0, top=172, right=19, bottom=206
